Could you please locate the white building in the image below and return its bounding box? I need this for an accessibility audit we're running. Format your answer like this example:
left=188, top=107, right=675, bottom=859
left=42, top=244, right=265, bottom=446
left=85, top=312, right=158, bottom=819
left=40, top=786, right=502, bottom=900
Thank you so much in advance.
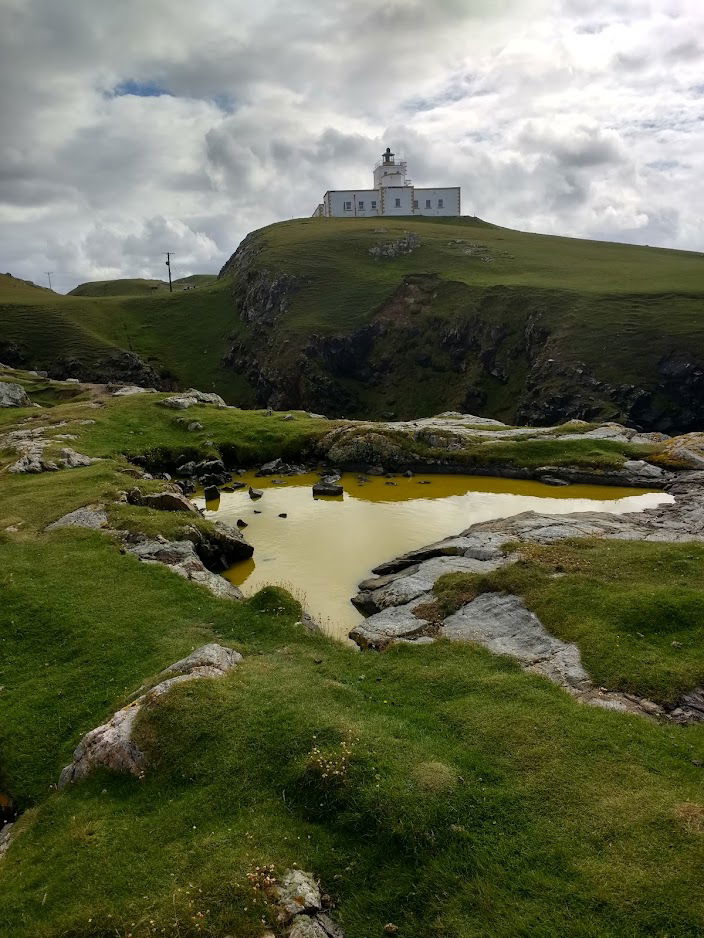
left=312, top=148, right=461, bottom=218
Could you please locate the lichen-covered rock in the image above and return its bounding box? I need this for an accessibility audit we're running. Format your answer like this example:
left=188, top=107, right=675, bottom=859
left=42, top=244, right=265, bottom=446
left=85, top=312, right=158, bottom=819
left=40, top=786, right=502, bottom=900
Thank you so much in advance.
left=350, top=601, right=434, bottom=649
left=272, top=870, right=322, bottom=921
left=320, top=426, right=408, bottom=468
left=160, top=396, right=197, bottom=410
left=184, top=388, right=226, bottom=406
left=59, top=447, right=100, bottom=469
left=58, top=644, right=242, bottom=786
left=0, top=381, right=30, bottom=407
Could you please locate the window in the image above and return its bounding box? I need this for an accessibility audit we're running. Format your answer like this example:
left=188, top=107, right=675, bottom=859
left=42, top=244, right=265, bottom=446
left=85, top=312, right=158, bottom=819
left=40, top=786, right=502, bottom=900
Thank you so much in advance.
left=344, top=201, right=352, bottom=211
left=371, top=200, right=377, bottom=209
left=425, top=199, right=431, bottom=209
left=395, top=198, right=401, bottom=208
left=358, top=200, right=364, bottom=210
left=438, top=198, right=444, bottom=208
left=413, top=200, right=418, bottom=209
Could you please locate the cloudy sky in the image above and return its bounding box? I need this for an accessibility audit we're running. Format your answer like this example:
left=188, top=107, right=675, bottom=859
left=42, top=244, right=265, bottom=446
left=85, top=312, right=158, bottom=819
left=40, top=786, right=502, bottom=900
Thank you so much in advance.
left=1, top=0, right=703, bottom=293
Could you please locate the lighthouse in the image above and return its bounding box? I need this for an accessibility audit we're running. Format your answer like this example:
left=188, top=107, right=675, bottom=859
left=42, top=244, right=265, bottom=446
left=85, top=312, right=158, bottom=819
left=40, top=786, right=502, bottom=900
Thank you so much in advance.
left=312, top=148, right=461, bottom=218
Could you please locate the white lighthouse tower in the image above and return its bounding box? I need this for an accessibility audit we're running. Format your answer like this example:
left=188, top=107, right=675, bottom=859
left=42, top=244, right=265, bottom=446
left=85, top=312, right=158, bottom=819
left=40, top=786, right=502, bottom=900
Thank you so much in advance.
left=312, top=148, right=461, bottom=218
left=373, top=147, right=408, bottom=189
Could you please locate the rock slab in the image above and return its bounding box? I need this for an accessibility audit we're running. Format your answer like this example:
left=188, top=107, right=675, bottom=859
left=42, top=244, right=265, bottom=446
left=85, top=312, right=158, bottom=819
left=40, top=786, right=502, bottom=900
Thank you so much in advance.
left=58, top=643, right=242, bottom=786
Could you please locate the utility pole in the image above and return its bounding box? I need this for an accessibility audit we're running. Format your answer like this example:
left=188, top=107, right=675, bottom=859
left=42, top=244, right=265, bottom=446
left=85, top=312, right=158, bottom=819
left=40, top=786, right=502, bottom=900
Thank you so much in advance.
left=46, top=272, right=53, bottom=290
left=164, top=252, right=173, bottom=293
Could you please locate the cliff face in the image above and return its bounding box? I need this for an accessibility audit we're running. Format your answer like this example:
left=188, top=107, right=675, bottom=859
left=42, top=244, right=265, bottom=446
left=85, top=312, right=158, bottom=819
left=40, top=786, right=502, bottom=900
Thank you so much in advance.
left=217, top=224, right=704, bottom=433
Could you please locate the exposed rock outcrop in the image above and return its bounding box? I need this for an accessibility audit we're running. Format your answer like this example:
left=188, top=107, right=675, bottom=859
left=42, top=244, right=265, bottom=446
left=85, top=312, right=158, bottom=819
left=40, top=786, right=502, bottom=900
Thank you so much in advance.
left=350, top=476, right=704, bottom=721
left=0, top=381, right=30, bottom=407
left=58, top=643, right=242, bottom=787
left=45, top=505, right=108, bottom=530
left=268, top=869, right=344, bottom=938
left=124, top=536, right=244, bottom=599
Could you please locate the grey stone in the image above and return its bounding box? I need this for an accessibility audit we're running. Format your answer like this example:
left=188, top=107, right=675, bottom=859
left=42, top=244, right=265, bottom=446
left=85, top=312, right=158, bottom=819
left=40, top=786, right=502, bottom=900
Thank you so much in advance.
left=359, top=555, right=505, bottom=613
left=273, top=869, right=322, bottom=921
left=59, top=643, right=241, bottom=786
left=45, top=505, right=108, bottom=530
left=441, top=592, right=591, bottom=689
left=111, top=385, right=157, bottom=396
left=184, top=388, right=227, bottom=406
left=349, top=599, right=434, bottom=649
left=132, top=490, right=200, bottom=514
left=125, top=537, right=243, bottom=599
left=0, top=382, right=30, bottom=407
left=312, top=481, right=343, bottom=496
left=59, top=447, right=99, bottom=469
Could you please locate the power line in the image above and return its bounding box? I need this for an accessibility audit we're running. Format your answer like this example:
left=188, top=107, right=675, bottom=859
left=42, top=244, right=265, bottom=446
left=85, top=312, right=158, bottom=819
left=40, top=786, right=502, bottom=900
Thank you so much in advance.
left=164, top=252, right=173, bottom=293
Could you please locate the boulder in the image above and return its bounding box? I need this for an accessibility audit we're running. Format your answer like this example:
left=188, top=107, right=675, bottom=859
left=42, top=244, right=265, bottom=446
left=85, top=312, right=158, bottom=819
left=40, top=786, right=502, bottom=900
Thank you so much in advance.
left=131, top=490, right=200, bottom=514
left=257, top=458, right=284, bottom=475
left=58, top=643, right=242, bottom=786
left=203, top=485, right=220, bottom=502
left=249, top=486, right=264, bottom=499
left=125, top=537, right=243, bottom=599
left=160, top=396, right=197, bottom=410
left=356, top=555, right=505, bottom=613
left=59, top=447, right=100, bottom=469
left=312, top=481, right=343, bottom=496
left=184, top=388, right=227, bottom=406
left=0, top=382, right=30, bottom=407
left=272, top=870, right=321, bottom=921
left=350, top=601, right=434, bottom=650
left=45, top=505, right=108, bottom=530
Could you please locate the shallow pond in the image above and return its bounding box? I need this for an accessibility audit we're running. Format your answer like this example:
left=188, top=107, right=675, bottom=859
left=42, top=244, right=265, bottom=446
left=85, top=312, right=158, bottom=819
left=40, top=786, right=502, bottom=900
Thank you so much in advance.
left=198, top=472, right=670, bottom=641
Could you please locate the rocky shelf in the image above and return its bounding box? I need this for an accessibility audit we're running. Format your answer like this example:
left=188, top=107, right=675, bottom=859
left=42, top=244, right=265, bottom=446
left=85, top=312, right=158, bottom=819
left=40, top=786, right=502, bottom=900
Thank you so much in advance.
left=349, top=470, right=704, bottom=724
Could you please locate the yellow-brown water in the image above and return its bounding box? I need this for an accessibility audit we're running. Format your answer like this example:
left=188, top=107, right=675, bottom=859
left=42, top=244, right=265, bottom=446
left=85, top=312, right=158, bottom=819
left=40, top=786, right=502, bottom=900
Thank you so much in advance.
left=198, top=472, right=670, bottom=640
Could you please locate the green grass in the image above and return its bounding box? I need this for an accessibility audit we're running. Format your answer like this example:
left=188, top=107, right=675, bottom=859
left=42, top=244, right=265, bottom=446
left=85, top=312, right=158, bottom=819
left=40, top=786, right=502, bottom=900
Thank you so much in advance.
left=2, top=375, right=704, bottom=936
left=434, top=539, right=704, bottom=704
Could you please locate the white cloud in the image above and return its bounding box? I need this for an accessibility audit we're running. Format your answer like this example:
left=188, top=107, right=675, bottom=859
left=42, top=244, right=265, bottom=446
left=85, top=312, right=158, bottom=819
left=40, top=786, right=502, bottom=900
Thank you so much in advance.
left=0, top=0, right=702, bottom=292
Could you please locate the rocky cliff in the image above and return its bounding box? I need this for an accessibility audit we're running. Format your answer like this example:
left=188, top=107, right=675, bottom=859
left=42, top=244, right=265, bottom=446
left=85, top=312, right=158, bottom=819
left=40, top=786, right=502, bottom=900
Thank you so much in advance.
left=217, top=219, right=704, bottom=432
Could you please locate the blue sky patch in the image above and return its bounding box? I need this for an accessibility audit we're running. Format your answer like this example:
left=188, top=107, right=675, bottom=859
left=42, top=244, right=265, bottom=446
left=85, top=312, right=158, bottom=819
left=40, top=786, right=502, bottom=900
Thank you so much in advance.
left=112, top=79, right=172, bottom=98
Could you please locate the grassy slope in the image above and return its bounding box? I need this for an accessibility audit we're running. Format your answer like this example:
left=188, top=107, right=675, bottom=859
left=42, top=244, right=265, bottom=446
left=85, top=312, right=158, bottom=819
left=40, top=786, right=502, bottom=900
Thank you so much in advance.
left=1, top=374, right=704, bottom=935
left=2, top=219, right=703, bottom=421
left=0, top=276, right=253, bottom=403
left=68, top=275, right=217, bottom=296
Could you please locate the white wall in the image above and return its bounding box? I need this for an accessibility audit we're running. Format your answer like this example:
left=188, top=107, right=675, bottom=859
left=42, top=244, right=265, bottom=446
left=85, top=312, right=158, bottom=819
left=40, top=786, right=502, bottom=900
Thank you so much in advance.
left=324, top=190, right=381, bottom=217
left=320, top=185, right=460, bottom=217
left=379, top=186, right=414, bottom=215
left=412, top=188, right=461, bottom=216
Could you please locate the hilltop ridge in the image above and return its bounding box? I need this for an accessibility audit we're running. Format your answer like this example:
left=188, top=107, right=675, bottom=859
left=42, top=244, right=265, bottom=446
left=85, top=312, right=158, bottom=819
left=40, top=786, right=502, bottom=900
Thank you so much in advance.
left=1, top=216, right=703, bottom=431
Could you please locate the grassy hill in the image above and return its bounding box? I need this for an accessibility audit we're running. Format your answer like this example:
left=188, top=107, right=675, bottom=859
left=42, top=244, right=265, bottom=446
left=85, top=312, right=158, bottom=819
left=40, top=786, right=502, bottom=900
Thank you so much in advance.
left=2, top=218, right=704, bottom=429
left=68, top=275, right=217, bottom=296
